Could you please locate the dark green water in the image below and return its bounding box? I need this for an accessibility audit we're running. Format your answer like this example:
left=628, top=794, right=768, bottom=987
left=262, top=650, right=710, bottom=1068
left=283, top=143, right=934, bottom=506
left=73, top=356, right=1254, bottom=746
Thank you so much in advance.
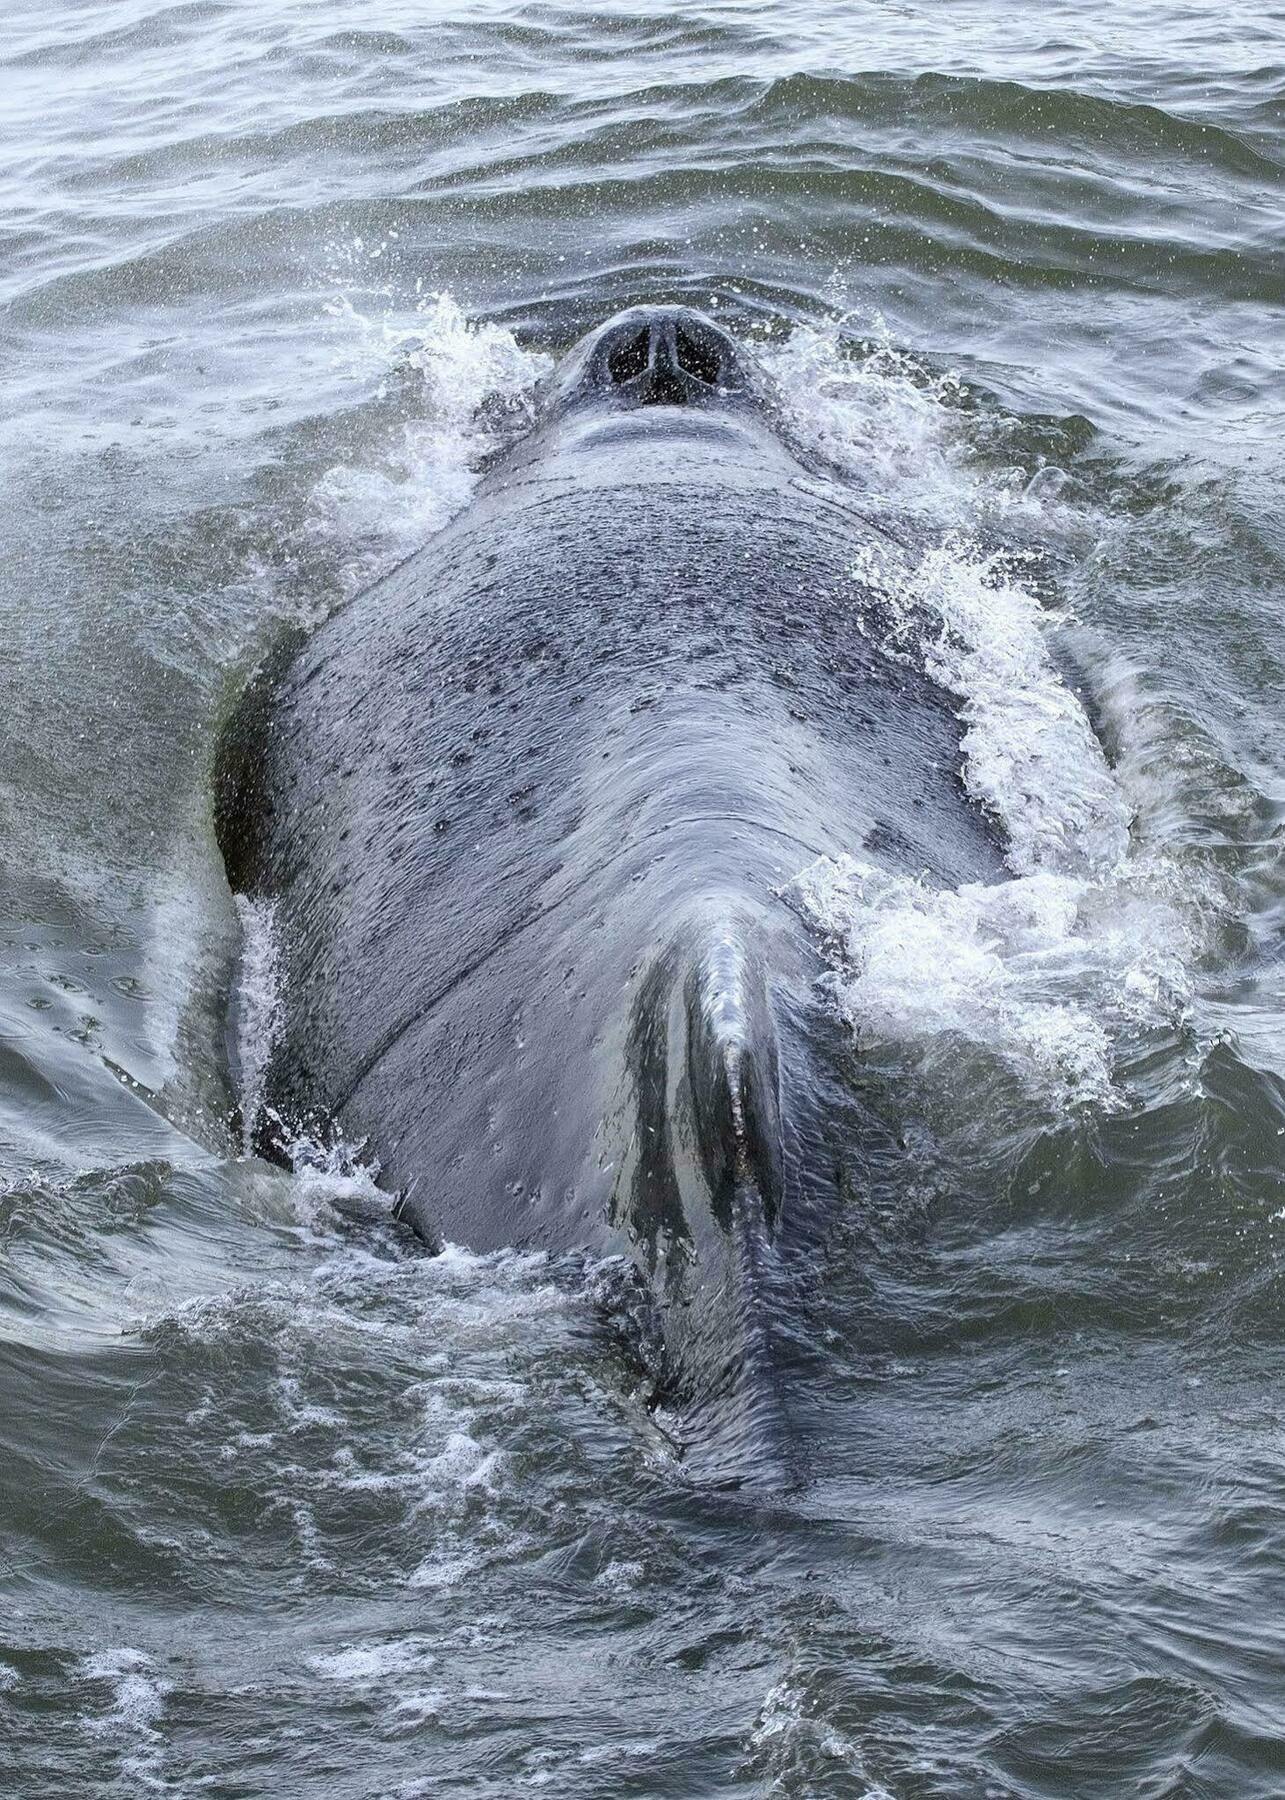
left=1, top=3, right=1282, bottom=1794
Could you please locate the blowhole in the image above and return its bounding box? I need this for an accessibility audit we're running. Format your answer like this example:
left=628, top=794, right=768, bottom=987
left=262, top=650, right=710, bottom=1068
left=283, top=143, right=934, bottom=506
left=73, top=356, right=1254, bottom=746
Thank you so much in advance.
left=607, top=329, right=650, bottom=386
left=675, top=327, right=721, bottom=386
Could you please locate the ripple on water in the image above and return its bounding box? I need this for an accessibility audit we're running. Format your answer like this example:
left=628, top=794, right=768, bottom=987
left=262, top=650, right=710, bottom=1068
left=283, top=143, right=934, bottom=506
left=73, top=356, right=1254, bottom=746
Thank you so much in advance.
left=0, top=0, right=1283, bottom=1793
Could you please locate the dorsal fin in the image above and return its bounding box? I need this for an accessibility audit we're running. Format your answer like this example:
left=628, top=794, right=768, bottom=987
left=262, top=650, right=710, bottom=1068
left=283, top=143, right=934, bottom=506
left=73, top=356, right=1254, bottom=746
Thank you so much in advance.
left=622, top=912, right=794, bottom=1489
left=685, top=929, right=783, bottom=1229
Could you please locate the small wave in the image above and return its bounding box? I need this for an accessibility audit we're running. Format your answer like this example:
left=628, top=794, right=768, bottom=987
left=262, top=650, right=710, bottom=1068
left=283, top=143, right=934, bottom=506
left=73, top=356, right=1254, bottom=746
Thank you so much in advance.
left=795, top=854, right=1192, bottom=1112
left=138, top=1153, right=585, bottom=1598
left=79, top=1648, right=172, bottom=1791
left=307, top=286, right=551, bottom=598
left=745, top=1674, right=895, bottom=1798
left=768, top=319, right=1206, bottom=1112
left=749, top=69, right=1283, bottom=184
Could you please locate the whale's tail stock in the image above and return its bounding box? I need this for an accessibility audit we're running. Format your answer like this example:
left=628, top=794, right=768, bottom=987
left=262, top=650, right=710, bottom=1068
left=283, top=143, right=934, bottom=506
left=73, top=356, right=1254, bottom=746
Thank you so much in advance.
left=617, top=906, right=827, bottom=1492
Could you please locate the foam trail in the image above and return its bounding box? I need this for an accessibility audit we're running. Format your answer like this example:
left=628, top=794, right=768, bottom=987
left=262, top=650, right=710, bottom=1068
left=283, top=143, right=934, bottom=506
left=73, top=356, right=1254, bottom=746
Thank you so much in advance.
left=140, top=1214, right=580, bottom=1608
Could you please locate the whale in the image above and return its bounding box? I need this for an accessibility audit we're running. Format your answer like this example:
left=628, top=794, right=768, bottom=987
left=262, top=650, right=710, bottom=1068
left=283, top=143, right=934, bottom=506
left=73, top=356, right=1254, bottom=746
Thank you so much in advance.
left=214, top=305, right=1006, bottom=1482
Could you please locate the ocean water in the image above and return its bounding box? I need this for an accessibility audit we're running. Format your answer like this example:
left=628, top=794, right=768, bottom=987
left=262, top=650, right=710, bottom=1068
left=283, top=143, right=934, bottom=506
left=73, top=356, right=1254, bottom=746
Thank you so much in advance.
left=1, top=2, right=1282, bottom=1794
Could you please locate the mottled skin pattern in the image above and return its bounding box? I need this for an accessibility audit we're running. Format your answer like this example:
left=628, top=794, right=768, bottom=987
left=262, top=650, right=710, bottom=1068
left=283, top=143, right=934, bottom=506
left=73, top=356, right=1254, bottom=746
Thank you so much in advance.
left=216, top=308, right=1005, bottom=1479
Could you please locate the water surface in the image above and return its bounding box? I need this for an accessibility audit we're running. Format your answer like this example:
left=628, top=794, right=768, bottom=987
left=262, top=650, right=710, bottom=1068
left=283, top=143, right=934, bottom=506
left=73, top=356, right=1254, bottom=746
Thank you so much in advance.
left=1, top=2, right=1283, bottom=1794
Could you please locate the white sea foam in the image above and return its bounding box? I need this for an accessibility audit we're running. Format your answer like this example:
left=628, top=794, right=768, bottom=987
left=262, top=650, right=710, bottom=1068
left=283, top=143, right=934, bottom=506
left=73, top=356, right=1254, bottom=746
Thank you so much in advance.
left=747, top=1675, right=894, bottom=1797
left=233, top=894, right=282, bottom=1155
left=768, top=316, right=1128, bottom=878
left=310, top=1636, right=449, bottom=1730
left=763, top=312, right=1092, bottom=545
left=795, top=854, right=1193, bottom=1111
left=141, top=1164, right=579, bottom=1601
left=863, top=535, right=1130, bottom=876
left=765, top=319, right=979, bottom=520
left=594, top=1558, right=644, bottom=1592
left=310, top=1638, right=438, bottom=1682
left=407, top=1549, right=483, bottom=1591
left=312, top=285, right=551, bottom=595
left=767, top=317, right=1205, bottom=1111
left=80, top=1648, right=173, bottom=1790
left=274, top=1122, right=394, bottom=1226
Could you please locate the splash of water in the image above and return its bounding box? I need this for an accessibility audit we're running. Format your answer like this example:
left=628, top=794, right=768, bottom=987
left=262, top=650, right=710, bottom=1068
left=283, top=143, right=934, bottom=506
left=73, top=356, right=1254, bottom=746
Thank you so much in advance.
left=310, top=284, right=552, bottom=597
left=767, top=317, right=1207, bottom=1111
left=232, top=894, right=281, bottom=1156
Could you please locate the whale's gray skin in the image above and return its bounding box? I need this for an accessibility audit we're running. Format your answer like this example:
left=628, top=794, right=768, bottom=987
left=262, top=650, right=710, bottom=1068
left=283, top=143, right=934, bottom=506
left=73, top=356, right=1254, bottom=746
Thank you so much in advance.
left=216, top=306, right=1006, bottom=1482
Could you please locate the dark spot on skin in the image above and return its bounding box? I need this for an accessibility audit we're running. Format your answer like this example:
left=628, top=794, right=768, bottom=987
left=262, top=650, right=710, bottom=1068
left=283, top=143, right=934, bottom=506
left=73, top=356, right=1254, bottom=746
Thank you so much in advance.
left=867, top=820, right=916, bottom=859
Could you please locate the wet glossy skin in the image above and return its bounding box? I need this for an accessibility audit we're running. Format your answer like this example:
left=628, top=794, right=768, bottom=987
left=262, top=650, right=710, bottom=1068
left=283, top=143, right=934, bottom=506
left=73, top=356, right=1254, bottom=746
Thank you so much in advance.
left=217, top=307, right=1005, bottom=1475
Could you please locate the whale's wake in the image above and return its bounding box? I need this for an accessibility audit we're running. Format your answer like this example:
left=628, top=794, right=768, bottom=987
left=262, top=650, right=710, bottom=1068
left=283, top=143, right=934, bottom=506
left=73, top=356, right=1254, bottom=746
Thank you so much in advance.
left=761, top=319, right=1219, bottom=1118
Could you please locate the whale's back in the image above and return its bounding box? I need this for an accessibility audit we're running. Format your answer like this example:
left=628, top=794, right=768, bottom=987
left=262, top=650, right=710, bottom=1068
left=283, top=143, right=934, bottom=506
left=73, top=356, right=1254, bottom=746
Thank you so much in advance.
left=215, top=465, right=1004, bottom=1479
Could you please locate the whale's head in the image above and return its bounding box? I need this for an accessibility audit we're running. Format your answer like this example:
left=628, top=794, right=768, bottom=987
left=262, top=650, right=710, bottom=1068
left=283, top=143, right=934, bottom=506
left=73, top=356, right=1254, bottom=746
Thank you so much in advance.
left=493, top=305, right=795, bottom=488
